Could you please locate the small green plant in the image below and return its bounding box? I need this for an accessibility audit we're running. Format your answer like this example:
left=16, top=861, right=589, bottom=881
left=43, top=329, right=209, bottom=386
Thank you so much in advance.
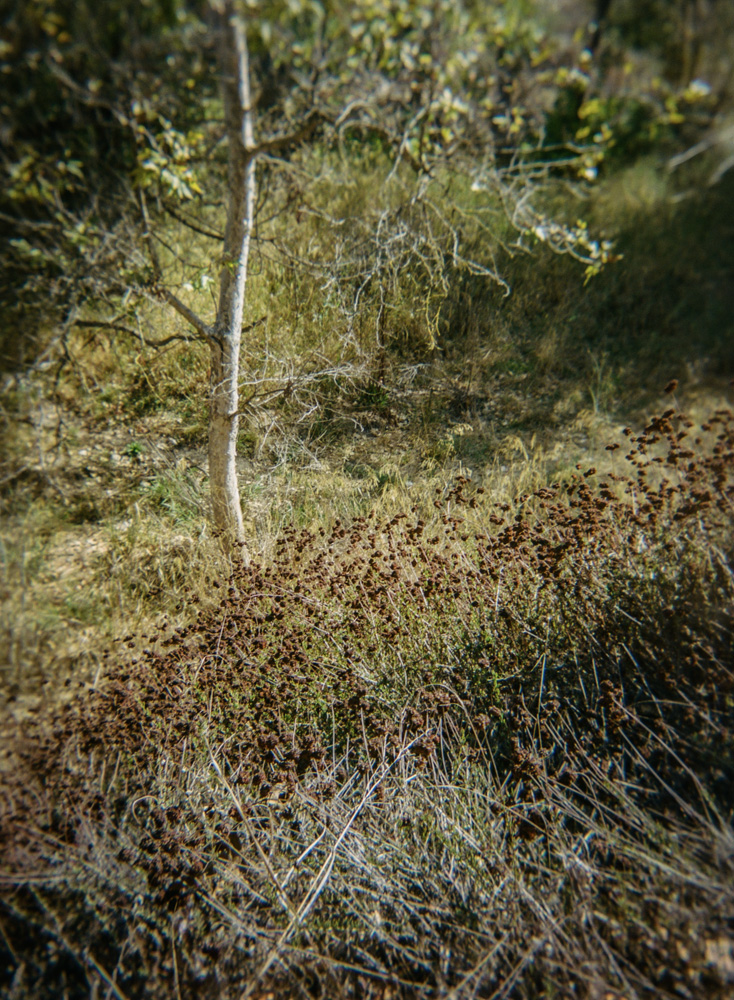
left=356, top=380, right=390, bottom=411
left=139, top=468, right=204, bottom=524
left=123, top=441, right=144, bottom=458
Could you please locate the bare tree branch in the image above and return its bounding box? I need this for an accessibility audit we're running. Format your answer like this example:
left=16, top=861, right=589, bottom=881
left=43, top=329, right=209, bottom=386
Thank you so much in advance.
left=72, top=319, right=199, bottom=348
left=250, top=109, right=325, bottom=158
left=138, top=189, right=216, bottom=344
left=164, top=203, right=224, bottom=241
left=156, top=286, right=217, bottom=343
left=0, top=211, right=56, bottom=232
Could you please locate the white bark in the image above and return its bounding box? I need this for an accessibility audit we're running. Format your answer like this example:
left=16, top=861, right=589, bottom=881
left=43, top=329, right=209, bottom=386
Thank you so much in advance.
left=209, top=1, right=256, bottom=555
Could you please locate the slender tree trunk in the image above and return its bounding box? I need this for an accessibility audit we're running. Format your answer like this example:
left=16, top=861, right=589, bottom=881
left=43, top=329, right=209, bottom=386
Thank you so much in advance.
left=209, top=1, right=256, bottom=555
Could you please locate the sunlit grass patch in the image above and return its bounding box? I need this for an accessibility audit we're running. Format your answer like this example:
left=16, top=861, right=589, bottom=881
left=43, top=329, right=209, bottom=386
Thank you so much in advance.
left=0, top=498, right=227, bottom=713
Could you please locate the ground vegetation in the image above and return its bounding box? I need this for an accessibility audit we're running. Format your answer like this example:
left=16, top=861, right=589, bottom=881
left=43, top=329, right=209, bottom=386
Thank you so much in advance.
left=1, top=0, right=734, bottom=997
left=2, top=401, right=733, bottom=998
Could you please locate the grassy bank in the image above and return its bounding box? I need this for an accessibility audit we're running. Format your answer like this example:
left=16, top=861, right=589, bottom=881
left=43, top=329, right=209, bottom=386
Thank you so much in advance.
left=1, top=400, right=733, bottom=998
left=2, top=160, right=733, bottom=709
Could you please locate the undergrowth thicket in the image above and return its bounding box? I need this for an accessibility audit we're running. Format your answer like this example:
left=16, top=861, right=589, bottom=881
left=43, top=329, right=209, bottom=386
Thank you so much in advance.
left=1, top=403, right=733, bottom=999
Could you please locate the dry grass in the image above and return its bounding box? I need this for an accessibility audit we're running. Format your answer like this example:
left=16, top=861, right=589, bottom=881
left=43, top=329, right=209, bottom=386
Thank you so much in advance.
left=1, top=131, right=733, bottom=999
left=1, top=402, right=733, bottom=998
